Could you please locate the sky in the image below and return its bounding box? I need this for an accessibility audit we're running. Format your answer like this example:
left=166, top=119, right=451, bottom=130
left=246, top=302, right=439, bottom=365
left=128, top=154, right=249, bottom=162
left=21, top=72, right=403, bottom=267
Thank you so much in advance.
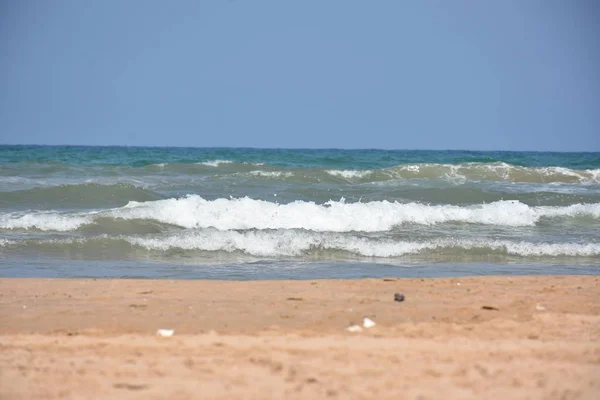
left=0, top=0, right=598, bottom=151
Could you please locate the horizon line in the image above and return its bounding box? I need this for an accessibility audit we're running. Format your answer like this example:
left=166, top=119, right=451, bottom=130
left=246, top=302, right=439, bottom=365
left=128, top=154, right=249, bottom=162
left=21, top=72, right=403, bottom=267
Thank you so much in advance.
left=1, top=143, right=599, bottom=154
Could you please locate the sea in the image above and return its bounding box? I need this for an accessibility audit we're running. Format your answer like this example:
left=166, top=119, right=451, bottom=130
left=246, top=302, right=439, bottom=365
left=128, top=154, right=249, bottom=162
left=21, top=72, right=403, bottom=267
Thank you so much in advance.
left=0, top=146, right=598, bottom=279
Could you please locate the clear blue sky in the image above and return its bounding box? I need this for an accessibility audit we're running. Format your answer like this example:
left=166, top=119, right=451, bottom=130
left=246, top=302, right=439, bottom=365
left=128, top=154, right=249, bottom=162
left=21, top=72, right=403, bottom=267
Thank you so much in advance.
left=1, top=0, right=598, bottom=150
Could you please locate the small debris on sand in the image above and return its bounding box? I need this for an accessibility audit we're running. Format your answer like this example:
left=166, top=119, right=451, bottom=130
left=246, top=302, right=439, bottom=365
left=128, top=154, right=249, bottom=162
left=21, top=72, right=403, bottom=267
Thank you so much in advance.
left=347, top=325, right=362, bottom=333
left=481, top=306, right=499, bottom=311
left=394, top=293, right=405, bottom=302
left=113, top=383, right=149, bottom=391
left=156, top=329, right=174, bottom=337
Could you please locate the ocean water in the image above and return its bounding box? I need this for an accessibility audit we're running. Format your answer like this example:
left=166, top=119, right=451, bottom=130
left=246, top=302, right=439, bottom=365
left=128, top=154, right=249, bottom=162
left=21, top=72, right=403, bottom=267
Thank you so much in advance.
left=0, top=145, right=598, bottom=279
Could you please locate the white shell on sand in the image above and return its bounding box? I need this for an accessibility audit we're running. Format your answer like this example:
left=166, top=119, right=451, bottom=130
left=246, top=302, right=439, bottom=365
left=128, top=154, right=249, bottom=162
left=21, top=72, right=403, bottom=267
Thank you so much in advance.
left=363, top=317, right=376, bottom=328
left=156, top=329, right=175, bottom=337
left=347, top=325, right=362, bottom=333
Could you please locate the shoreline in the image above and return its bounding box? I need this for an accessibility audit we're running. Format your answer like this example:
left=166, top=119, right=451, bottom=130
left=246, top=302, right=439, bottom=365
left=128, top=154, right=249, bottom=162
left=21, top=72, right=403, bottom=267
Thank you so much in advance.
left=1, top=275, right=598, bottom=399
left=2, top=261, right=598, bottom=281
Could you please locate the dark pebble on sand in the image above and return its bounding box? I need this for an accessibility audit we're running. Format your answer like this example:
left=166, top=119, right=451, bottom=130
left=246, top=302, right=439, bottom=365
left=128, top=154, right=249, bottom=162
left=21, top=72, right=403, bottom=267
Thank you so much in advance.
left=481, top=305, right=499, bottom=311
left=394, top=293, right=405, bottom=302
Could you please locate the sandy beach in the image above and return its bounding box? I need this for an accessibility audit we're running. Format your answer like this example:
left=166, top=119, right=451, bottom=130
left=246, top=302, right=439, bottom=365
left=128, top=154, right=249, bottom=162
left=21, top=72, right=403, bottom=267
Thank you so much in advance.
left=0, top=275, right=598, bottom=399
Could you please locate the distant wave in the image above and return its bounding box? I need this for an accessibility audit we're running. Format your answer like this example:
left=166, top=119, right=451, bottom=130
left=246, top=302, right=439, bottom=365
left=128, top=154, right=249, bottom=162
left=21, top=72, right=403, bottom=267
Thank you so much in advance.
left=138, top=162, right=600, bottom=184
left=146, top=162, right=600, bottom=184
left=325, top=163, right=600, bottom=184
left=2, top=196, right=599, bottom=232
left=5, top=161, right=599, bottom=185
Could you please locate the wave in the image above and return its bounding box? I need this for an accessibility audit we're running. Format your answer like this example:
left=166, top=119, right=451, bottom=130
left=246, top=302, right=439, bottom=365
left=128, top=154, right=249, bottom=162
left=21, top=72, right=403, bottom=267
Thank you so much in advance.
left=126, top=231, right=600, bottom=258
left=144, top=162, right=600, bottom=184
left=5, top=161, right=599, bottom=185
left=2, top=196, right=599, bottom=232
left=0, top=211, right=91, bottom=231
left=2, top=232, right=599, bottom=259
left=325, top=163, right=600, bottom=184
left=110, top=196, right=600, bottom=230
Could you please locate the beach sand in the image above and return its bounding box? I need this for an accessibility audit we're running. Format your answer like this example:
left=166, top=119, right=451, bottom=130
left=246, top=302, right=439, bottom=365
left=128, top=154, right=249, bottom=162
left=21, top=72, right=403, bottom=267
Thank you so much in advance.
left=0, top=275, right=598, bottom=399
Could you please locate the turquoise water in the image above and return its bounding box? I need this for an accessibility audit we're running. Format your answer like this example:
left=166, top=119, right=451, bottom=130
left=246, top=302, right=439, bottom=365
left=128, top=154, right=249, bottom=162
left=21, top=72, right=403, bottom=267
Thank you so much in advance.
left=1, top=145, right=599, bottom=279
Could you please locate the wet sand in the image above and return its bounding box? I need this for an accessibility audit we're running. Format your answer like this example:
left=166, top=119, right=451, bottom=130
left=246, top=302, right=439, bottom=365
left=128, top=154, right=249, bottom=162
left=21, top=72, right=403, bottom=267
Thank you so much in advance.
left=1, top=275, right=599, bottom=399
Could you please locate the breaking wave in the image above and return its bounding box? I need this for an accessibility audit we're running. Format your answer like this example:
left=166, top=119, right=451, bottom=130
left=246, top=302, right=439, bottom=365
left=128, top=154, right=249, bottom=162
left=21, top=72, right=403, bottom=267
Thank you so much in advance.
left=111, top=196, right=600, bottom=231
left=126, top=231, right=600, bottom=258
left=1, top=196, right=599, bottom=232
left=2, top=232, right=599, bottom=259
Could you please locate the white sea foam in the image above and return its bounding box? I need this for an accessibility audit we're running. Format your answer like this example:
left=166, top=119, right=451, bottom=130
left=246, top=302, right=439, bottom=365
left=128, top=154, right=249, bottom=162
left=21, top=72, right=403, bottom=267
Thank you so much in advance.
left=587, top=169, right=600, bottom=182
left=0, top=212, right=91, bottom=231
left=113, top=196, right=600, bottom=231
left=125, top=230, right=600, bottom=258
left=536, top=203, right=600, bottom=219
left=249, top=171, right=294, bottom=178
left=402, top=165, right=421, bottom=172
left=125, top=230, right=434, bottom=257
left=325, top=170, right=373, bottom=179
left=199, top=160, right=263, bottom=167
left=446, top=238, right=600, bottom=257
left=198, top=160, right=234, bottom=167
left=498, top=240, right=600, bottom=257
